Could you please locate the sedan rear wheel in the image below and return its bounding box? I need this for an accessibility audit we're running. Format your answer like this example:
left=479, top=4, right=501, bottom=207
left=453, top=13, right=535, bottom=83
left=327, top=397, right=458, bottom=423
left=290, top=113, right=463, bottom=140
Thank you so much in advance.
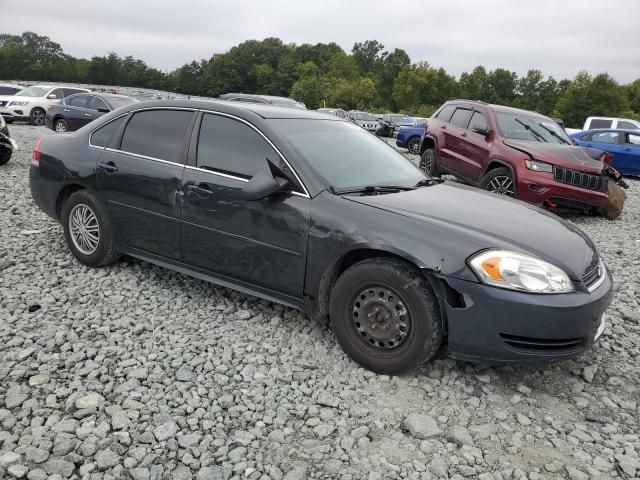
left=330, top=258, right=443, bottom=374
left=481, top=167, right=517, bottom=198
left=55, top=119, right=69, bottom=133
left=407, top=137, right=421, bottom=155
left=30, top=108, right=46, bottom=126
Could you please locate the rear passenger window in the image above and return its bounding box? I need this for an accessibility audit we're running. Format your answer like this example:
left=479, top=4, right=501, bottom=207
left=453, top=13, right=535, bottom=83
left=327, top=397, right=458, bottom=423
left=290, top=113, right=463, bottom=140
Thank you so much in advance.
left=90, top=116, right=126, bottom=148
left=589, top=119, right=613, bottom=129
left=120, top=110, right=193, bottom=163
left=435, top=105, right=455, bottom=122
left=197, top=113, right=276, bottom=179
left=67, top=95, right=88, bottom=108
left=468, top=111, right=489, bottom=132
left=587, top=131, right=619, bottom=144
left=449, top=108, right=473, bottom=129
left=618, top=121, right=638, bottom=130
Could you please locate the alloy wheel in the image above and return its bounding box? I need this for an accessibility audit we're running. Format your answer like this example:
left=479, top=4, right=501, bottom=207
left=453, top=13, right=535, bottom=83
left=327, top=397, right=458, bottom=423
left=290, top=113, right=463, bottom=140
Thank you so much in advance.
left=69, top=203, right=100, bottom=255
left=487, top=175, right=515, bottom=197
left=351, top=285, right=411, bottom=350
left=31, top=109, right=45, bottom=126
left=55, top=121, right=67, bottom=133
left=408, top=138, right=420, bottom=155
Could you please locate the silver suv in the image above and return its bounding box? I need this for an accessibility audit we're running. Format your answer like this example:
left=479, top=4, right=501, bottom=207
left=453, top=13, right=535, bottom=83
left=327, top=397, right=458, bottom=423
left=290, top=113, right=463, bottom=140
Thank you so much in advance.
left=348, top=111, right=379, bottom=132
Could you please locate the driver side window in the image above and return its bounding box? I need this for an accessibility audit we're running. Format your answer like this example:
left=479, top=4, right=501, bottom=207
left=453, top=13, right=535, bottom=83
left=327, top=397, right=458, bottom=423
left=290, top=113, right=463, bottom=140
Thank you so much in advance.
left=48, top=88, right=64, bottom=99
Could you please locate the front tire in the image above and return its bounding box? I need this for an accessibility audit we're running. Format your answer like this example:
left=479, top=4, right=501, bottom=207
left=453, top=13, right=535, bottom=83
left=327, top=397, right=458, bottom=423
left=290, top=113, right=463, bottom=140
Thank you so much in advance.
left=55, top=118, right=69, bottom=133
left=330, top=258, right=443, bottom=374
left=62, top=190, right=120, bottom=267
left=419, top=148, right=441, bottom=177
left=480, top=167, right=516, bottom=198
left=30, top=108, right=46, bottom=126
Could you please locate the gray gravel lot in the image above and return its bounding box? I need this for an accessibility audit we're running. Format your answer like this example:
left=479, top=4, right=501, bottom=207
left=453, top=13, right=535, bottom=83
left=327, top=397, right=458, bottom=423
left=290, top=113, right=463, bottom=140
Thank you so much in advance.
left=1, top=125, right=639, bottom=480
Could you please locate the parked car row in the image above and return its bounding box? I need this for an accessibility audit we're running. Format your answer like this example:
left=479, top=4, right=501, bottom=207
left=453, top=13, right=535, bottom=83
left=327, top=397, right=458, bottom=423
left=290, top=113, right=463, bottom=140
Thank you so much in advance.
left=45, top=93, right=138, bottom=133
left=0, top=85, right=90, bottom=125
left=29, top=100, right=612, bottom=374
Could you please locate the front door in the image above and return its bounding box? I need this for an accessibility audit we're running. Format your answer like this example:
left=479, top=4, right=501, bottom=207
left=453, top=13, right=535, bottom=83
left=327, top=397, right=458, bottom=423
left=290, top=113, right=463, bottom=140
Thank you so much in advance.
left=619, top=132, right=640, bottom=175
left=96, top=108, right=196, bottom=260
left=64, top=94, right=92, bottom=131
left=180, top=112, right=310, bottom=299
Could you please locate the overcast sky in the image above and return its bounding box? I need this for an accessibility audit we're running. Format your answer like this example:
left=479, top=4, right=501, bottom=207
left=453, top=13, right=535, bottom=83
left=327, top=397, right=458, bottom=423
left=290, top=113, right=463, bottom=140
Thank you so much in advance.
left=3, top=0, right=640, bottom=83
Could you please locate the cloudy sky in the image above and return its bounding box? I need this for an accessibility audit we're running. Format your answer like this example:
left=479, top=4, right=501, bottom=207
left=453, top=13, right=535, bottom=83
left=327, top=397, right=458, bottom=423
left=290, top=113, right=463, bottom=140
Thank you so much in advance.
left=3, top=0, right=640, bottom=83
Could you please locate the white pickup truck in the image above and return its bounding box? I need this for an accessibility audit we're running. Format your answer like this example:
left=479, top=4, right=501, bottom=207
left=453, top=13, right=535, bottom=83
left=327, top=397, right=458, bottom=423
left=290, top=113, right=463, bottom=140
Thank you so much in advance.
left=583, top=116, right=640, bottom=131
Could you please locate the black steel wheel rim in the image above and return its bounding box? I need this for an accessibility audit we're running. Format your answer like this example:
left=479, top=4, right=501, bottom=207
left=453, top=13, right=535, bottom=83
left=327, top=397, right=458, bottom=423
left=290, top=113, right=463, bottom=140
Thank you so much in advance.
left=351, top=284, right=411, bottom=350
left=487, top=175, right=515, bottom=197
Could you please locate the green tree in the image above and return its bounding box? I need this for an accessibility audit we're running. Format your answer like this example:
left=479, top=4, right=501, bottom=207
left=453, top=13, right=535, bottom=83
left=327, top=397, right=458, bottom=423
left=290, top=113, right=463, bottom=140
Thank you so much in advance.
left=352, top=40, right=385, bottom=76
left=291, top=61, right=321, bottom=109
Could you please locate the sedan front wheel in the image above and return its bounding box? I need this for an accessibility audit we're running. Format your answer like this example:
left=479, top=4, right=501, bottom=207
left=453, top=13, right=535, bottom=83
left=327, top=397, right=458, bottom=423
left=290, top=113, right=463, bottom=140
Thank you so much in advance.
left=330, top=258, right=443, bottom=374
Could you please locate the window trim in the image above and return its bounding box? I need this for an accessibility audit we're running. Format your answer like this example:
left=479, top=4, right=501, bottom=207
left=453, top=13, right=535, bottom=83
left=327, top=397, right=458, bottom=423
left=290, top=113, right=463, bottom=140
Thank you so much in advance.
left=88, top=106, right=310, bottom=199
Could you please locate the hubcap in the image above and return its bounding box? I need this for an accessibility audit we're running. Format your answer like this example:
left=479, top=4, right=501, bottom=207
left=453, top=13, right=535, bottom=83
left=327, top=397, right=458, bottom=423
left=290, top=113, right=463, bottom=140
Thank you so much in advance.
left=32, top=110, right=45, bottom=125
left=487, top=175, right=515, bottom=197
left=55, top=121, right=67, bottom=133
left=408, top=139, right=420, bottom=155
left=69, top=204, right=100, bottom=255
left=352, top=286, right=411, bottom=350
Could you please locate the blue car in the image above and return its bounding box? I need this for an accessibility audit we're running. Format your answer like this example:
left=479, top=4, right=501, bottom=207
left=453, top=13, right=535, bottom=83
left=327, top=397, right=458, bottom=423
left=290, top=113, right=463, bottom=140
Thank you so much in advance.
left=396, top=122, right=426, bottom=154
left=571, top=129, right=640, bottom=176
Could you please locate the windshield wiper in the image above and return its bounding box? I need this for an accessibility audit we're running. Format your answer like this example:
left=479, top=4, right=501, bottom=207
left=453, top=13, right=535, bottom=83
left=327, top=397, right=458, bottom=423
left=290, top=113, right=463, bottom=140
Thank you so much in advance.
left=514, top=118, right=547, bottom=142
left=332, top=184, right=415, bottom=195
left=414, top=178, right=444, bottom=187
left=537, top=122, right=570, bottom=145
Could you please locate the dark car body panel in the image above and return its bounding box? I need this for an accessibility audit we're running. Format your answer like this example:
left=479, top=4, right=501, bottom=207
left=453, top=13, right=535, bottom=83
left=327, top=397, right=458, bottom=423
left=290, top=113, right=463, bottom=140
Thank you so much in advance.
left=30, top=99, right=613, bottom=363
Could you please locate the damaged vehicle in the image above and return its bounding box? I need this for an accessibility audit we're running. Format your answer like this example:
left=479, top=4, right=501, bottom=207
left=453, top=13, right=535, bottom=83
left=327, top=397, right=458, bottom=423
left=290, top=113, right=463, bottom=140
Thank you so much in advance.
left=420, top=101, right=627, bottom=219
left=30, top=101, right=611, bottom=373
left=0, top=114, right=18, bottom=165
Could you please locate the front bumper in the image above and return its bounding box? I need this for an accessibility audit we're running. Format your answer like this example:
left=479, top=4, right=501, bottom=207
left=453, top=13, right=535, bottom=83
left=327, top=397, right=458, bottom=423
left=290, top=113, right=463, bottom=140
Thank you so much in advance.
left=0, top=106, right=28, bottom=122
left=441, top=269, right=612, bottom=363
left=516, top=169, right=609, bottom=211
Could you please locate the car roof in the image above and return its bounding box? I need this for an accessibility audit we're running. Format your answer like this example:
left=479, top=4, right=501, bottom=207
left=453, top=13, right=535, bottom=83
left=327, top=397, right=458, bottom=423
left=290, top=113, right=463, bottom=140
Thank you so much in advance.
left=131, top=99, right=341, bottom=120
left=445, top=99, right=550, bottom=118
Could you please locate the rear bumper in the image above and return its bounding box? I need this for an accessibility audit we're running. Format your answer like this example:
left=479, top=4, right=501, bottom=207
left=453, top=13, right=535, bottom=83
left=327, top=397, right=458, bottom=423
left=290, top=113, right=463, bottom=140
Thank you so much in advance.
left=30, top=165, right=59, bottom=220
left=441, top=269, right=612, bottom=363
left=516, top=170, right=609, bottom=211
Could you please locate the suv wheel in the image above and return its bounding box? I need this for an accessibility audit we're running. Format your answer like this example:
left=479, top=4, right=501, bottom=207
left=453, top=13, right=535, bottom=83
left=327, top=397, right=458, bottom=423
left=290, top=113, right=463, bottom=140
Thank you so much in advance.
left=419, top=148, right=441, bottom=177
left=30, top=108, right=46, bottom=126
left=329, top=258, right=443, bottom=374
left=407, top=137, right=421, bottom=155
left=481, top=167, right=516, bottom=197
left=62, top=190, right=121, bottom=267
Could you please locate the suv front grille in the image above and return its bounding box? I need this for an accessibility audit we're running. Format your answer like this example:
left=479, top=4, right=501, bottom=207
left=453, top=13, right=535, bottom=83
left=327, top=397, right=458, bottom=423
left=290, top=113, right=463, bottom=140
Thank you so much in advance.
left=582, top=259, right=605, bottom=291
left=553, top=167, right=607, bottom=192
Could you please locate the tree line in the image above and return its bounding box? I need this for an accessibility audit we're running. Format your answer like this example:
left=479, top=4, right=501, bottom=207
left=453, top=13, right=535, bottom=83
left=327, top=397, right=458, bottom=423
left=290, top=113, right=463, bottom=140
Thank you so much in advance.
left=1, top=32, right=639, bottom=127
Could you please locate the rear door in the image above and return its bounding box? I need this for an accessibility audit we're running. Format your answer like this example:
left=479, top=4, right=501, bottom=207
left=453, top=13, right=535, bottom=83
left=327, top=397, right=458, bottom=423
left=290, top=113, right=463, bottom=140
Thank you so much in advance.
left=96, top=108, right=196, bottom=260
left=440, top=107, right=473, bottom=178
left=64, top=94, right=91, bottom=130
left=82, top=96, right=110, bottom=127
left=180, top=111, right=310, bottom=299
left=459, top=110, right=491, bottom=182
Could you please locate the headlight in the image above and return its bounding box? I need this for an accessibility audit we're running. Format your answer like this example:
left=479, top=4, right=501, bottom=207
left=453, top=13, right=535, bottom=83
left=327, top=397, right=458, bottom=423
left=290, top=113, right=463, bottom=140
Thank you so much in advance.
left=469, top=250, right=574, bottom=293
left=524, top=160, right=553, bottom=173
left=9, top=101, right=29, bottom=107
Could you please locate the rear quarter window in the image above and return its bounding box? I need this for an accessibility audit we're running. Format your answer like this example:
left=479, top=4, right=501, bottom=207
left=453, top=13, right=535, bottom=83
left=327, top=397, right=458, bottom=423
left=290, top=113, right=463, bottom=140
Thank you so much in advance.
left=589, top=119, right=613, bottom=129
left=90, top=116, right=127, bottom=148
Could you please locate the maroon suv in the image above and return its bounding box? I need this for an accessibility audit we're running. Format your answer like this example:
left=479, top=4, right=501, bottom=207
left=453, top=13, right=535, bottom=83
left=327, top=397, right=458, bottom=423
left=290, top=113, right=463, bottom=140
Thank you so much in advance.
left=420, top=100, right=616, bottom=215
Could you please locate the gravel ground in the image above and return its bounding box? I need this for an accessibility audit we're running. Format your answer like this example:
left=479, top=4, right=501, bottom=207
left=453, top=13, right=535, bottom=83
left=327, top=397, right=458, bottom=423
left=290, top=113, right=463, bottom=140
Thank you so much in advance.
left=0, top=125, right=639, bottom=480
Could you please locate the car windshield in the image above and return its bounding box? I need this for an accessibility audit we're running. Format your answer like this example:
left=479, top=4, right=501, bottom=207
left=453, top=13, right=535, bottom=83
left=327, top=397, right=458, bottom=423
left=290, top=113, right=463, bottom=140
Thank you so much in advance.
left=356, top=112, right=376, bottom=121
left=496, top=113, right=572, bottom=144
left=389, top=114, right=414, bottom=126
left=106, top=96, right=137, bottom=110
left=15, top=86, right=49, bottom=97
left=273, top=119, right=426, bottom=190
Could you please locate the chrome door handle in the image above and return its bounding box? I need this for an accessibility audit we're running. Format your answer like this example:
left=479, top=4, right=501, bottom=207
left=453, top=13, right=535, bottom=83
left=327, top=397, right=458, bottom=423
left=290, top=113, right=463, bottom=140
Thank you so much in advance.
left=84, top=113, right=92, bottom=117
left=461, top=132, right=468, bottom=137
left=188, top=184, right=213, bottom=197
left=97, top=161, right=118, bottom=173
left=64, top=109, right=70, bottom=112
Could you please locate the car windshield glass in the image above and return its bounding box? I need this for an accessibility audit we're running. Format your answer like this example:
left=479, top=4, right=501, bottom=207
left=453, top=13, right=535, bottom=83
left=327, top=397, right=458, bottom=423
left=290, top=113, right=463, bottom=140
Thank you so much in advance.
left=106, top=96, right=136, bottom=110
left=389, top=115, right=414, bottom=126
left=356, top=113, right=376, bottom=121
left=15, top=86, right=49, bottom=97
left=272, top=119, right=426, bottom=190
left=496, top=113, right=571, bottom=144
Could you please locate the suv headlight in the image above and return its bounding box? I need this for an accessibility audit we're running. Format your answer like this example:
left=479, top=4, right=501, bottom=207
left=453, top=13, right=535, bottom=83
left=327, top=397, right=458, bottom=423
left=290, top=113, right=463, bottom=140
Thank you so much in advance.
left=524, top=160, right=553, bottom=173
left=469, top=250, right=574, bottom=293
left=9, top=101, right=29, bottom=107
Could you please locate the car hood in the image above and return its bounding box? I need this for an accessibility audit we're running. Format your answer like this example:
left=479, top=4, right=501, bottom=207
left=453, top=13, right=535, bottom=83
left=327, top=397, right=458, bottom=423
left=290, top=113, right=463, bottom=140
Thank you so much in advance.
left=0, top=95, right=46, bottom=103
left=502, top=139, right=605, bottom=174
left=345, top=181, right=598, bottom=280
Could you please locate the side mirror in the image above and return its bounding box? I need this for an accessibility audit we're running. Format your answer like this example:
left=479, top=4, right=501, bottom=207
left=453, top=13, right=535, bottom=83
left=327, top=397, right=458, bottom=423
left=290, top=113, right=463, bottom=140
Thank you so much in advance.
left=47, top=94, right=57, bottom=99
left=97, top=107, right=110, bottom=113
left=472, top=127, right=491, bottom=137
left=240, top=172, right=289, bottom=201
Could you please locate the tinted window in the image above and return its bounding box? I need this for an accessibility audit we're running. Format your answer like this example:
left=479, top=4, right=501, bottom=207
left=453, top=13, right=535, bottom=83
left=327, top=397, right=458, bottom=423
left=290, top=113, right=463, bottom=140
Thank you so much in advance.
left=589, top=119, right=613, bottom=129
left=587, top=131, right=619, bottom=144
left=121, top=110, right=193, bottom=163
left=88, top=96, right=109, bottom=111
left=468, top=111, right=489, bottom=132
left=91, top=116, right=126, bottom=148
left=435, top=105, right=455, bottom=122
left=626, top=133, right=640, bottom=145
left=449, top=108, right=473, bottom=128
left=0, top=86, right=21, bottom=95
left=64, top=88, right=85, bottom=97
left=197, top=114, right=276, bottom=179
left=67, top=95, right=88, bottom=108
left=48, top=88, right=65, bottom=99
left=618, top=120, right=639, bottom=130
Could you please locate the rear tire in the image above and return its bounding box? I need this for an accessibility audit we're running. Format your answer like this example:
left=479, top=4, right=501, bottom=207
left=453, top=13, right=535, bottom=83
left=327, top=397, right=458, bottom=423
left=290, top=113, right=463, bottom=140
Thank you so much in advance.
left=480, top=167, right=516, bottom=198
left=419, top=148, right=441, bottom=177
left=30, top=108, right=46, bottom=126
left=0, top=147, right=11, bottom=166
left=329, top=258, right=443, bottom=374
left=62, top=190, right=120, bottom=267
left=54, top=118, right=69, bottom=133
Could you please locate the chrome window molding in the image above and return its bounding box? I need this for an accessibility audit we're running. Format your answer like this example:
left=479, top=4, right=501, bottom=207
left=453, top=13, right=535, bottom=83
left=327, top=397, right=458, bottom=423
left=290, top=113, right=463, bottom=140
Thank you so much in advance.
left=88, top=106, right=311, bottom=198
